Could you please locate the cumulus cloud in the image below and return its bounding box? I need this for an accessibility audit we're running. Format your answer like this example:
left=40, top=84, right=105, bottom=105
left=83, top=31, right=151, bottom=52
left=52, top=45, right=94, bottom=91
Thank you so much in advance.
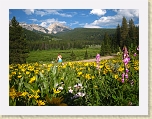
left=115, top=9, right=139, bottom=18
left=90, top=9, right=106, bottom=16
left=39, top=18, right=66, bottom=28
left=24, top=9, right=34, bottom=15
left=85, top=9, right=139, bottom=28
left=84, top=23, right=101, bottom=28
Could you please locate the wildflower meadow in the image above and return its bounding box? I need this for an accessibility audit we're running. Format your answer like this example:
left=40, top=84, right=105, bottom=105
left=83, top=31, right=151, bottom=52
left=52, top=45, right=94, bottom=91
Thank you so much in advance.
left=9, top=46, right=139, bottom=106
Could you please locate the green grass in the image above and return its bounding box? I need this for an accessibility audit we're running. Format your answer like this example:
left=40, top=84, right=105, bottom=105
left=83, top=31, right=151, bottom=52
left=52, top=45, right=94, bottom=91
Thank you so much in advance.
left=26, top=48, right=101, bottom=63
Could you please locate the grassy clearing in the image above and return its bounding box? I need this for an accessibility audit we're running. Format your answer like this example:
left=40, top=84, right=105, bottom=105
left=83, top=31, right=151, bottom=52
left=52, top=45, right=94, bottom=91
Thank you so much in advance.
left=26, top=48, right=101, bottom=63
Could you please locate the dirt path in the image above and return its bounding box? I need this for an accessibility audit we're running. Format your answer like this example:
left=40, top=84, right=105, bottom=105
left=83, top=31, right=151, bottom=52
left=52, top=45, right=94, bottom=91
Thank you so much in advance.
left=69, top=55, right=116, bottom=63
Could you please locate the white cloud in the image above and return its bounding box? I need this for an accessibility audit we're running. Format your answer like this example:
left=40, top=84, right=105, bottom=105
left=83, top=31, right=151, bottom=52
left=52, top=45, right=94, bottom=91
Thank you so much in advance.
left=85, top=9, right=139, bottom=28
left=70, top=21, right=79, bottom=26
left=90, top=9, right=106, bottom=16
left=29, top=19, right=38, bottom=22
left=23, top=9, right=72, bottom=17
left=34, top=9, right=72, bottom=17
left=39, top=18, right=66, bottom=28
left=84, top=23, right=101, bottom=28
left=116, top=9, right=139, bottom=18
left=24, top=9, right=34, bottom=15
left=35, top=10, right=46, bottom=17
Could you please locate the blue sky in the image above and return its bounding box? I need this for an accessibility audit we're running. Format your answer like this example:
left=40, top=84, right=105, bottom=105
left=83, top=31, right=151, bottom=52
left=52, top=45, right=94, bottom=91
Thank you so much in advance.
left=9, top=9, right=139, bottom=29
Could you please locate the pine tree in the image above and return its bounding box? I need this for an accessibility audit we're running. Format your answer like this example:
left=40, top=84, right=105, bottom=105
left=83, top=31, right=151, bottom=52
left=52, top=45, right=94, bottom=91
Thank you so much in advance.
left=128, top=19, right=136, bottom=47
left=103, top=32, right=111, bottom=55
left=116, top=24, right=121, bottom=48
left=135, top=26, right=139, bottom=46
left=9, top=16, right=29, bottom=64
left=120, top=17, right=129, bottom=49
left=84, top=49, right=88, bottom=59
left=100, top=41, right=105, bottom=56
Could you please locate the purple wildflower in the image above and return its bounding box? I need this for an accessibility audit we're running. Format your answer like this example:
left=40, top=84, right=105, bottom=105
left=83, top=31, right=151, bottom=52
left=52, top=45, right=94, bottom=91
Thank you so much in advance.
left=121, top=78, right=124, bottom=83
left=125, top=73, right=128, bottom=79
left=134, top=53, right=136, bottom=56
left=126, top=68, right=129, bottom=73
left=123, top=57, right=130, bottom=65
left=96, top=54, right=100, bottom=62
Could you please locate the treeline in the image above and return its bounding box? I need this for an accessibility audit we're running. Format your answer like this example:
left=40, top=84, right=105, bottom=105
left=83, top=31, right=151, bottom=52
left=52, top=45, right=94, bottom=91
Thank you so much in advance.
left=27, top=39, right=101, bottom=51
left=100, top=17, right=139, bottom=55
left=24, top=27, right=116, bottom=51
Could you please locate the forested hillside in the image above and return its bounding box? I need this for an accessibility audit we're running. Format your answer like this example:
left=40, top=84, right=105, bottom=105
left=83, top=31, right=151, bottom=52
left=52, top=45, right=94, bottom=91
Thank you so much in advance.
left=22, top=28, right=56, bottom=41
left=55, top=28, right=116, bottom=40
left=23, top=27, right=116, bottom=51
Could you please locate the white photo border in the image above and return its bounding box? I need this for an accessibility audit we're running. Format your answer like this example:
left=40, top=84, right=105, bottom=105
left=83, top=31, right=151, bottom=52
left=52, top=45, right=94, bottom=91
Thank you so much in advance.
left=0, top=0, right=148, bottom=115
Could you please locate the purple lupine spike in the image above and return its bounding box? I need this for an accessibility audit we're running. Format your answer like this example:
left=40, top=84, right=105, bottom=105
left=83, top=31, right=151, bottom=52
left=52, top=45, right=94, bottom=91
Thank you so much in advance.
left=126, top=68, right=129, bottom=73
left=125, top=73, right=128, bottom=79
left=96, top=54, right=100, bottom=62
left=121, top=78, right=124, bottom=83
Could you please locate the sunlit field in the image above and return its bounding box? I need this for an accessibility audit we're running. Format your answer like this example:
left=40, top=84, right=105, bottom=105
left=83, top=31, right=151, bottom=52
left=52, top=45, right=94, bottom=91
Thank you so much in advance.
left=9, top=50, right=139, bottom=106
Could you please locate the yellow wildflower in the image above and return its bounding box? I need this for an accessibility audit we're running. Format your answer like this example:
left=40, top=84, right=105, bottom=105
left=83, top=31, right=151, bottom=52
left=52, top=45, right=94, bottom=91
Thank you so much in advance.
left=29, top=76, right=36, bottom=83
left=77, top=72, right=82, bottom=76
left=53, top=88, right=61, bottom=94
left=85, top=74, right=91, bottom=79
left=9, top=87, right=21, bottom=100
left=91, top=76, right=95, bottom=79
left=100, top=65, right=104, bottom=69
left=134, top=66, right=139, bottom=71
left=118, top=67, right=124, bottom=72
left=9, top=87, right=17, bottom=100
left=21, top=68, right=25, bottom=72
left=34, top=70, right=39, bottom=74
left=11, top=71, right=16, bottom=75
left=28, top=94, right=34, bottom=99
left=36, top=100, right=46, bottom=106
left=34, top=95, right=40, bottom=99
left=26, top=71, right=30, bottom=75
left=18, top=75, right=22, bottom=79
left=114, top=75, right=118, bottom=79
left=21, top=92, right=28, bottom=97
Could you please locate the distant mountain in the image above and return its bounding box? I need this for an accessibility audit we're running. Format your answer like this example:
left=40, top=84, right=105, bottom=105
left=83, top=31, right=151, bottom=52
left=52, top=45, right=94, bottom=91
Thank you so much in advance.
left=18, top=22, right=71, bottom=34
left=19, top=23, right=49, bottom=33
left=47, top=22, right=72, bottom=34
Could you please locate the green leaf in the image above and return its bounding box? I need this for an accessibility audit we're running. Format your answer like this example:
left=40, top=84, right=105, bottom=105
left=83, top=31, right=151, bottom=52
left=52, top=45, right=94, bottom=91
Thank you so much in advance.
left=24, top=82, right=34, bottom=93
left=18, top=77, right=24, bottom=92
